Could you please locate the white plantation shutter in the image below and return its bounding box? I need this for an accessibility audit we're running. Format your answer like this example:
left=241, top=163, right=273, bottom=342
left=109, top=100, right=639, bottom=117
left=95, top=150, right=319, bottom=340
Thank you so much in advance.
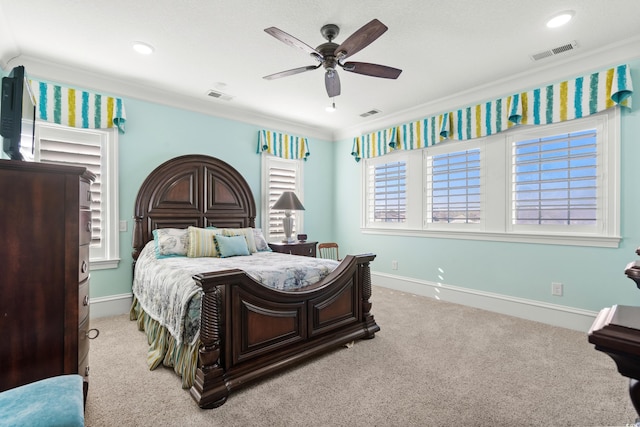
left=262, top=155, right=303, bottom=242
left=32, top=123, right=119, bottom=268
left=367, top=160, right=406, bottom=223
left=426, top=148, right=481, bottom=224
left=40, top=138, right=103, bottom=246
left=512, top=130, right=597, bottom=226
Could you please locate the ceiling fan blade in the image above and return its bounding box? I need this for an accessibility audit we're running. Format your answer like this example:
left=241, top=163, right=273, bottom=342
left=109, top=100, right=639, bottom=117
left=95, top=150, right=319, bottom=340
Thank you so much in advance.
left=334, top=19, right=388, bottom=60
left=342, top=62, right=402, bottom=79
left=263, top=64, right=321, bottom=80
left=325, top=70, right=341, bottom=97
left=264, top=27, right=323, bottom=61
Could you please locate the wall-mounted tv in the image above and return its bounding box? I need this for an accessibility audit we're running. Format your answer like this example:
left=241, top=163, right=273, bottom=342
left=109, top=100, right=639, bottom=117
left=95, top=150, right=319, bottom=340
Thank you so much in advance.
left=1, top=65, right=36, bottom=160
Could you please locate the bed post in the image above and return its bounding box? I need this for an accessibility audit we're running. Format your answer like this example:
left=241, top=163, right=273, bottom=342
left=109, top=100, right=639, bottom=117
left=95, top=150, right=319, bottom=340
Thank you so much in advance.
left=358, top=254, right=379, bottom=339
left=189, top=275, right=229, bottom=409
left=131, top=215, right=144, bottom=262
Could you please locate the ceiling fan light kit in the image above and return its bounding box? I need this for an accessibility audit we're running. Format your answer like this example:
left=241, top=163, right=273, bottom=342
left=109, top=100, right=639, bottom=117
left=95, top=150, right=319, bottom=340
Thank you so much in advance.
left=263, top=19, right=402, bottom=98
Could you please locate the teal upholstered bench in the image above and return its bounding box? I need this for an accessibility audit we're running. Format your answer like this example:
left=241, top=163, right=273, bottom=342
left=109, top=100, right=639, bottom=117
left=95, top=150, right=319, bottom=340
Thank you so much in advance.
left=0, top=374, right=84, bottom=427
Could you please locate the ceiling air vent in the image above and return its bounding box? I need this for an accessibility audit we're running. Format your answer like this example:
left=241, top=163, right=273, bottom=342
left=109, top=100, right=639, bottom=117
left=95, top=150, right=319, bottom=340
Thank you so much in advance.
left=360, top=109, right=381, bottom=118
left=530, top=40, right=578, bottom=61
left=206, top=89, right=234, bottom=101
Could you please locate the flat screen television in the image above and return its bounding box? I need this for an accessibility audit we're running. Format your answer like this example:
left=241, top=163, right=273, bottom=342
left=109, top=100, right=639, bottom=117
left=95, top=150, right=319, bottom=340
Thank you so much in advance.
left=1, top=65, right=36, bottom=160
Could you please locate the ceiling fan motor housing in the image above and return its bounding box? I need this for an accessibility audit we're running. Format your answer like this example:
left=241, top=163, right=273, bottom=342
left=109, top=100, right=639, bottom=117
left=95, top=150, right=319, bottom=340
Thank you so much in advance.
left=317, top=42, right=339, bottom=70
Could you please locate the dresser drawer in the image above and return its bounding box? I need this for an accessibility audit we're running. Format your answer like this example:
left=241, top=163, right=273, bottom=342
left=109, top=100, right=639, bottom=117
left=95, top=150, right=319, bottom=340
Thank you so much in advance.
left=290, top=243, right=316, bottom=257
left=78, top=316, right=90, bottom=367
left=79, top=180, right=92, bottom=209
left=79, top=278, right=90, bottom=323
left=79, top=244, right=90, bottom=282
left=79, top=210, right=92, bottom=245
left=78, top=352, right=89, bottom=381
left=268, top=242, right=318, bottom=258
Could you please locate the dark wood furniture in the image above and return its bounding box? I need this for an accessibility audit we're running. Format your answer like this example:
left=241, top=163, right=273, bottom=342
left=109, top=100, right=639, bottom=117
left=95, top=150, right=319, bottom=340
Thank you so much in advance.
left=268, top=240, right=317, bottom=257
left=132, top=154, right=379, bottom=409
left=589, top=305, right=640, bottom=416
left=589, top=247, right=640, bottom=420
left=0, top=160, right=95, bottom=396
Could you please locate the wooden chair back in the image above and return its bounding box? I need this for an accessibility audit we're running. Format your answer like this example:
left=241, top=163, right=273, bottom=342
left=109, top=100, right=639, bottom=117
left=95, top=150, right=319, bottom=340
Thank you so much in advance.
left=318, top=242, right=340, bottom=261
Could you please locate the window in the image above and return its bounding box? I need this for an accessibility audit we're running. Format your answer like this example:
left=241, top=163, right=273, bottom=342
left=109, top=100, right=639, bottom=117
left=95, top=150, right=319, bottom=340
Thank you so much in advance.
left=426, top=148, right=481, bottom=225
left=21, top=122, right=120, bottom=268
left=512, top=130, right=597, bottom=226
left=261, top=154, right=304, bottom=242
left=368, top=160, right=407, bottom=223
left=363, top=151, right=421, bottom=230
left=362, top=108, right=620, bottom=247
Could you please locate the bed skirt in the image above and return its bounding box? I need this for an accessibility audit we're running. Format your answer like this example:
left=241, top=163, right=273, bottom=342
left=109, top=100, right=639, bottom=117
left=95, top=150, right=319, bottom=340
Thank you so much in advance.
left=129, top=296, right=199, bottom=388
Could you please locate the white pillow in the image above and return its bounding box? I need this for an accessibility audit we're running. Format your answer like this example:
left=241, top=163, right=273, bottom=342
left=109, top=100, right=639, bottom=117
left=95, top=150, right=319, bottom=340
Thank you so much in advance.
left=152, top=228, right=188, bottom=258
left=253, top=228, right=270, bottom=251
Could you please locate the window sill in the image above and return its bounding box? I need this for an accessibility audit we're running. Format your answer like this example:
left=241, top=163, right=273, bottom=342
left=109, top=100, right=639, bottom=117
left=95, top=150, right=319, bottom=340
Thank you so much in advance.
left=90, top=258, right=121, bottom=270
left=361, top=228, right=621, bottom=248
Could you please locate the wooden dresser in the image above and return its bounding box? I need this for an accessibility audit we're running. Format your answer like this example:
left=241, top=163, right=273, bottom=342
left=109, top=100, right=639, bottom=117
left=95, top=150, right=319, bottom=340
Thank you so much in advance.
left=0, top=159, right=95, bottom=395
left=268, top=241, right=318, bottom=257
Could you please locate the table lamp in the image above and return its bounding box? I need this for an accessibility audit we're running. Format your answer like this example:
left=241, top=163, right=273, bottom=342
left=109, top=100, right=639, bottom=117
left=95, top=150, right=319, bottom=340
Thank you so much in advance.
left=272, top=191, right=305, bottom=243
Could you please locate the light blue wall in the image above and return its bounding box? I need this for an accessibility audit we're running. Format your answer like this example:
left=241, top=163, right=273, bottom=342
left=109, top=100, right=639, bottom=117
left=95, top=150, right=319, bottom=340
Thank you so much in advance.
left=333, top=60, right=640, bottom=313
left=3, top=60, right=640, bottom=313
left=90, top=98, right=335, bottom=298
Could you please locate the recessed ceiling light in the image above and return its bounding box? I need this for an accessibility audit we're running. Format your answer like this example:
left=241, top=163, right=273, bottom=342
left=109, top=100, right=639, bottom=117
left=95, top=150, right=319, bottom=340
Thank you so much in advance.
left=546, top=11, right=574, bottom=28
left=133, top=42, right=154, bottom=55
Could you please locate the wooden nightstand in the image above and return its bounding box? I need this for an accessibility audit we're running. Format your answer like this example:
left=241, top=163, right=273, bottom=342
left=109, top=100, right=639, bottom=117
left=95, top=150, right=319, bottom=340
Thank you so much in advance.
left=268, top=241, right=318, bottom=257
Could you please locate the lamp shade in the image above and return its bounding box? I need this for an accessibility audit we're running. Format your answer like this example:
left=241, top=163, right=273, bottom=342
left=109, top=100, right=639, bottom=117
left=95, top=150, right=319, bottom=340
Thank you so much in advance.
left=272, top=191, right=305, bottom=211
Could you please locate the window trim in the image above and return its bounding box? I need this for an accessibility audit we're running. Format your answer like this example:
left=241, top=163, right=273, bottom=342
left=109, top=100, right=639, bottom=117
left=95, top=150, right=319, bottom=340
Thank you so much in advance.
left=361, top=108, right=621, bottom=248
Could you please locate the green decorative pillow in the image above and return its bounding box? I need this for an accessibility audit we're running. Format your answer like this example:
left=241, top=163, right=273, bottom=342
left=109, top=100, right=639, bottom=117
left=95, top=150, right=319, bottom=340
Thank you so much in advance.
left=213, top=234, right=251, bottom=258
left=222, top=228, right=258, bottom=253
left=187, top=226, right=223, bottom=257
left=152, top=228, right=188, bottom=258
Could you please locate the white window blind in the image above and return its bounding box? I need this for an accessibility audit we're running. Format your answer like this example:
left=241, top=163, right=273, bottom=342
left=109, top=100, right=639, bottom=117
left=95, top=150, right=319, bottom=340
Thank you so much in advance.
left=40, top=138, right=103, bottom=245
left=262, top=155, right=303, bottom=242
left=367, top=160, right=406, bottom=223
left=30, top=123, right=120, bottom=268
left=512, top=130, right=597, bottom=226
left=426, top=149, right=480, bottom=224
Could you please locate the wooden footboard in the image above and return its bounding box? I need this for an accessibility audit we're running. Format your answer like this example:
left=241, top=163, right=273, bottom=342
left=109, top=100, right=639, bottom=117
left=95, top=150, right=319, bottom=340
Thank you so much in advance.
left=189, top=253, right=378, bottom=409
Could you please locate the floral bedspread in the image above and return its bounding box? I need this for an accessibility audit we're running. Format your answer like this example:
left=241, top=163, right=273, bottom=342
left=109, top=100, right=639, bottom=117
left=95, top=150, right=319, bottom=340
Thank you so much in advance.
left=132, top=241, right=339, bottom=345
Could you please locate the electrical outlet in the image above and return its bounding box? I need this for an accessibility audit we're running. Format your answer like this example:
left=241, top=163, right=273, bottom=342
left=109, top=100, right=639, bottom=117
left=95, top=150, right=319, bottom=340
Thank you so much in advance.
left=391, top=260, right=398, bottom=270
left=119, top=220, right=128, bottom=232
left=551, top=282, right=563, bottom=296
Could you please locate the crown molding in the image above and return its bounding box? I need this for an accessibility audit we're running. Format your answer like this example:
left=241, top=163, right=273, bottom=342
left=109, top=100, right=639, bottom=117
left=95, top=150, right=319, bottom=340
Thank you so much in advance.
left=332, top=35, right=640, bottom=141
left=5, top=55, right=335, bottom=142
left=5, top=34, right=640, bottom=144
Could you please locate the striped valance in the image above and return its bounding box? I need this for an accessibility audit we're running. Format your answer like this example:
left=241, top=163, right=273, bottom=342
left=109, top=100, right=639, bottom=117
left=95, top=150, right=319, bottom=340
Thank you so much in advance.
left=351, top=127, right=397, bottom=161
left=352, top=64, right=633, bottom=161
left=257, top=129, right=310, bottom=160
left=29, top=80, right=126, bottom=133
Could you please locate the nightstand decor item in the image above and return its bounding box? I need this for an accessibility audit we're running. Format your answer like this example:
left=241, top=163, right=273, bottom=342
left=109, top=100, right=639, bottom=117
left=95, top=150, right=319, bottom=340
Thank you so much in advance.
left=297, top=233, right=307, bottom=242
left=272, top=191, right=305, bottom=243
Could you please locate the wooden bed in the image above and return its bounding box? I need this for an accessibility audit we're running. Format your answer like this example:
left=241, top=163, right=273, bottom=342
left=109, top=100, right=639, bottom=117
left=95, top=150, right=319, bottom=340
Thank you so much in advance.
left=131, top=154, right=379, bottom=408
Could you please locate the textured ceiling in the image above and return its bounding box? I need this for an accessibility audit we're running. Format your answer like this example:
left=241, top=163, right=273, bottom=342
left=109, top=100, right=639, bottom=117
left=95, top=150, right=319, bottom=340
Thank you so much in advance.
left=1, top=0, right=640, bottom=140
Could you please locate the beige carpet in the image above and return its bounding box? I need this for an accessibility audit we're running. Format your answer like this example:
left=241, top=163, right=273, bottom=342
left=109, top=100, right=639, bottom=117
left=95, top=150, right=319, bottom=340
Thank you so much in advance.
left=84, top=287, right=637, bottom=426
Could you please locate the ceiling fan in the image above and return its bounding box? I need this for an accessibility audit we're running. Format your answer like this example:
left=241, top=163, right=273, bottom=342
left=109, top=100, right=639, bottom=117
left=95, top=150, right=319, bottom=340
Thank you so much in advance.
left=263, top=19, right=402, bottom=98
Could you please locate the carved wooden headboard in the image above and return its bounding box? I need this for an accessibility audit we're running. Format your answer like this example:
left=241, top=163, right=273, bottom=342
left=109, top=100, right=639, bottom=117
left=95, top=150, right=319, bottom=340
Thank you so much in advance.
left=132, top=154, right=256, bottom=260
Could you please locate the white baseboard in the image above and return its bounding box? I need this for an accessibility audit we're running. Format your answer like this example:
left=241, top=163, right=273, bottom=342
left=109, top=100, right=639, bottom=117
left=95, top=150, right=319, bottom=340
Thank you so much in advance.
left=90, top=293, right=133, bottom=319
left=372, top=271, right=598, bottom=332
